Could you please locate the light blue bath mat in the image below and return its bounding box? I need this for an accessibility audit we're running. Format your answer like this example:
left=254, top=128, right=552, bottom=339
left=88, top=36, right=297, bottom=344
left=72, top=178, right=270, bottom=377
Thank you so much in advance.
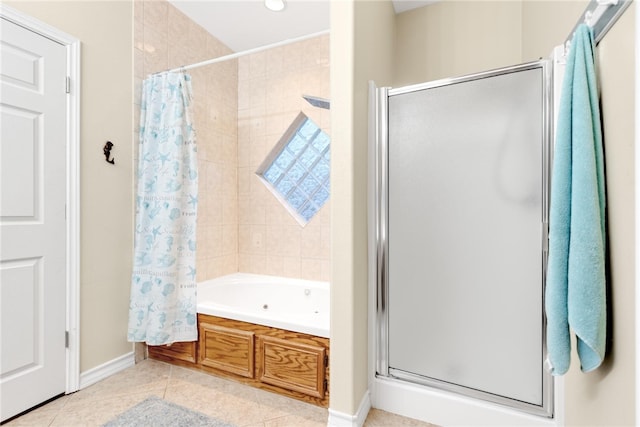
left=103, top=396, right=235, bottom=427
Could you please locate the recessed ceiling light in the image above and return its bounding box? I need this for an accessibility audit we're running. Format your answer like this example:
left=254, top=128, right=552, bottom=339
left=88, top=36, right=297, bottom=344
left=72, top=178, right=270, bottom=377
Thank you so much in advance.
left=265, top=0, right=285, bottom=12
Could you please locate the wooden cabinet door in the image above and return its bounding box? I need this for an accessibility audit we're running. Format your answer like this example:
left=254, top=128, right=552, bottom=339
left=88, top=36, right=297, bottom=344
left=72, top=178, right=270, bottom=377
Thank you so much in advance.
left=148, top=341, right=197, bottom=363
left=199, top=322, right=255, bottom=378
left=257, top=335, right=326, bottom=398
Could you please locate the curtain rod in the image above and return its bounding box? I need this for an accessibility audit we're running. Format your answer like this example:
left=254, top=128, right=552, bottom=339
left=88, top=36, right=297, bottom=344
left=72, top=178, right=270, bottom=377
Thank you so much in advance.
left=564, top=0, right=632, bottom=49
left=155, top=29, right=329, bottom=75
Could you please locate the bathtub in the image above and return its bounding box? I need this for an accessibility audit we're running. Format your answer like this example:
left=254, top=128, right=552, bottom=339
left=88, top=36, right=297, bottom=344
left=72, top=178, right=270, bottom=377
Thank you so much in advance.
left=197, top=273, right=330, bottom=338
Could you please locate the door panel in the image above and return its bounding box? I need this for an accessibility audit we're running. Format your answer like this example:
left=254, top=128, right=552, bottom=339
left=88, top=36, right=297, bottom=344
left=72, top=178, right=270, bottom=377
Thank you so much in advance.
left=1, top=18, right=67, bottom=422
left=1, top=105, right=40, bottom=218
left=386, top=65, right=547, bottom=408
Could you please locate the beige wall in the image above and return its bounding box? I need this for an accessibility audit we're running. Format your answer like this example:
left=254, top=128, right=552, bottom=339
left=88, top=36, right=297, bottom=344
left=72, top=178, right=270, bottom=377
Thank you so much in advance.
left=8, top=2, right=634, bottom=422
left=134, top=0, right=239, bottom=283
left=564, top=4, right=636, bottom=425
left=339, top=0, right=636, bottom=423
left=521, top=1, right=588, bottom=62
left=395, top=0, right=590, bottom=87
left=330, top=1, right=357, bottom=412
left=395, top=1, right=522, bottom=86
left=237, top=35, right=331, bottom=281
left=330, top=0, right=395, bottom=415
left=6, top=1, right=134, bottom=371
left=521, top=3, right=637, bottom=424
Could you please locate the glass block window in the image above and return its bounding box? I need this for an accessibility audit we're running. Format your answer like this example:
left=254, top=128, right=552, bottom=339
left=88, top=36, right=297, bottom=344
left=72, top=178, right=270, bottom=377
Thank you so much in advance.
left=256, top=113, right=330, bottom=226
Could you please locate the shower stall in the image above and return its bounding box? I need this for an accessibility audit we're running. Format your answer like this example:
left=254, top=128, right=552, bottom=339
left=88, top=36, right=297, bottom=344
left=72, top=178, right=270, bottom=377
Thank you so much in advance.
left=370, top=60, right=553, bottom=419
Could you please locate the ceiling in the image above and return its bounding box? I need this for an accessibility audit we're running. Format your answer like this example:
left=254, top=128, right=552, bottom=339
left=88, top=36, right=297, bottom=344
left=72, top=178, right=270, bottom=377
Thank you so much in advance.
left=168, top=0, right=437, bottom=53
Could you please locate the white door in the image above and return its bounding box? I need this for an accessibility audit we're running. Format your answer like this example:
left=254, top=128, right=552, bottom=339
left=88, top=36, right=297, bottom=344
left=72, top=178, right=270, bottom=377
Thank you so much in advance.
left=0, top=18, right=68, bottom=422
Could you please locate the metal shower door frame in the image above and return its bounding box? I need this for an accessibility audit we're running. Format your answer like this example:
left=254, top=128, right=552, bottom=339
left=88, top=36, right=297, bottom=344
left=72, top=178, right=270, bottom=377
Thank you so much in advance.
left=371, top=60, right=554, bottom=418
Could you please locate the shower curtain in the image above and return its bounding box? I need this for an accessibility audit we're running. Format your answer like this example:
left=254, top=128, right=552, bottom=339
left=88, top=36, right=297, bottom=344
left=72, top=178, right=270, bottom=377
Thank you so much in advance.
left=128, top=72, right=198, bottom=345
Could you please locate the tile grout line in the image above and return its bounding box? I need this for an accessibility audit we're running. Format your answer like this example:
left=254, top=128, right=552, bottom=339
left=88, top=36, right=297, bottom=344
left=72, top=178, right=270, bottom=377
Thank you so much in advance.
left=46, top=394, right=72, bottom=427
left=163, top=364, right=173, bottom=399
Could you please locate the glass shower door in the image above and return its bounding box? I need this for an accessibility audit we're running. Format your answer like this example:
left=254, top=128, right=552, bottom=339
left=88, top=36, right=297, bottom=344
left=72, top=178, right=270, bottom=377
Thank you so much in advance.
left=377, top=61, right=552, bottom=415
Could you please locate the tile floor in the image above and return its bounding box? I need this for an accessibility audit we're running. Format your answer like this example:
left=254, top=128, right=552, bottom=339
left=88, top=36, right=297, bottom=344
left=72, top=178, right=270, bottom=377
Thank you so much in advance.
left=5, top=359, right=436, bottom=427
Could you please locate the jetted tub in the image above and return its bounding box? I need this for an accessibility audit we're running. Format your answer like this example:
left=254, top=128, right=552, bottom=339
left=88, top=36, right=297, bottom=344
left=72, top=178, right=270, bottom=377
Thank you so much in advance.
left=197, top=273, right=330, bottom=338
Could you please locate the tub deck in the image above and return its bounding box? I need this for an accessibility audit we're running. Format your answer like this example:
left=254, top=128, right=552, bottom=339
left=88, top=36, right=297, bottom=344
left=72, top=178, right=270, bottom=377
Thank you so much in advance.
left=197, top=273, right=330, bottom=338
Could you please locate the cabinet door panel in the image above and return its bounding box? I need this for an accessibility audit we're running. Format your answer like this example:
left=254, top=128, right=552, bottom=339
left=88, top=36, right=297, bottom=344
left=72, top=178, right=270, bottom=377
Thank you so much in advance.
left=199, top=322, right=254, bottom=378
left=257, top=335, right=325, bottom=398
left=148, top=341, right=196, bottom=363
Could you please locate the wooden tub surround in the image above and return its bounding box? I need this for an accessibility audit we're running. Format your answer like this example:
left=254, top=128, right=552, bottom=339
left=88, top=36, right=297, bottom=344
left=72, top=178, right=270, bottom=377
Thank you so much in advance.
left=148, top=314, right=330, bottom=407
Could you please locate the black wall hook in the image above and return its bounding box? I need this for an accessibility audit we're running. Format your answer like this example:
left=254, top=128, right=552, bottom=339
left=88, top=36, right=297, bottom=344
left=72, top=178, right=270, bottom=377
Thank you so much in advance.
left=103, top=141, right=115, bottom=164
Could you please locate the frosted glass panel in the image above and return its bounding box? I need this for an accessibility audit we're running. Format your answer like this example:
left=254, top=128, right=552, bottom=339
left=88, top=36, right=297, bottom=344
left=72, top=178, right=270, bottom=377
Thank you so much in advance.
left=387, top=68, right=544, bottom=405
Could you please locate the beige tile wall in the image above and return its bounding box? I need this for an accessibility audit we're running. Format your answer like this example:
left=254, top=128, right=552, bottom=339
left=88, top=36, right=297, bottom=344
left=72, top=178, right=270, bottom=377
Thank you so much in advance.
left=237, top=35, right=331, bottom=281
left=135, top=1, right=330, bottom=283
left=134, top=0, right=239, bottom=282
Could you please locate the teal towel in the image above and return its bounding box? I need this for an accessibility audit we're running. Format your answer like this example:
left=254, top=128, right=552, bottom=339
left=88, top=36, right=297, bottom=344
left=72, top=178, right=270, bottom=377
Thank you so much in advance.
left=545, top=24, right=607, bottom=375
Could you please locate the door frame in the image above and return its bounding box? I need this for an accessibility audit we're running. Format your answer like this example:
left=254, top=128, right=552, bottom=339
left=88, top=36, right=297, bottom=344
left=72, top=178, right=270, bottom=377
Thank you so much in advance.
left=368, top=61, right=559, bottom=426
left=1, top=4, right=80, bottom=394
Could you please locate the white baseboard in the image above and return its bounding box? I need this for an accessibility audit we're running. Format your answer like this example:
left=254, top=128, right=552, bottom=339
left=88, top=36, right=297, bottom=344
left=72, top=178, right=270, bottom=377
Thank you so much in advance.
left=327, top=390, right=371, bottom=427
left=79, top=351, right=135, bottom=390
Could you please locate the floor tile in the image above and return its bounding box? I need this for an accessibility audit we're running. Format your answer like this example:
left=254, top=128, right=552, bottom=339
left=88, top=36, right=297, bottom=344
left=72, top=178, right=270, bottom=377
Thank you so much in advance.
left=364, top=408, right=437, bottom=426
left=66, top=359, right=170, bottom=406
left=254, top=387, right=326, bottom=422
left=165, top=376, right=263, bottom=426
left=3, top=408, right=59, bottom=427
left=5, top=359, right=435, bottom=427
left=264, top=414, right=327, bottom=427
left=52, top=392, right=160, bottom=427
left=3, top=394, right=71, bottom=426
